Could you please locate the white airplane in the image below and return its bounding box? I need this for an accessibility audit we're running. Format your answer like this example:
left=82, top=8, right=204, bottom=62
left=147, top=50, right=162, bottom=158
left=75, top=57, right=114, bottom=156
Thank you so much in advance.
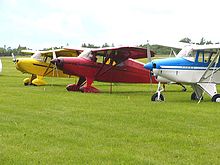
left=0, top=58, right=2, bottom=73
left=145, top=43, right=220, bottom=102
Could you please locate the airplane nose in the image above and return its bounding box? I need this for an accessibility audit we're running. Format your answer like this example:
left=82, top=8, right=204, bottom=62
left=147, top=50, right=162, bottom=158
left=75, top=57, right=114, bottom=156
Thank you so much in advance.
left=144, top=62, right=153, bottom=70
left=51, top=58, right=64, bottom=69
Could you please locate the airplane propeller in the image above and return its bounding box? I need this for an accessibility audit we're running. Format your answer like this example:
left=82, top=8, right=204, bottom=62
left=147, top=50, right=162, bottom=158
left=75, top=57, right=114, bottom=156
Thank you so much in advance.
left=146, top=42, right=153, bottom=91
left=52, top=48, right=59, bottom=77
left=12, top=53, right=17, bottom=63
left=52, top=47, right=57, bottom=59
left=147, top=41, right=152, bottom=63
left=43, top=47, right=59, bottom=77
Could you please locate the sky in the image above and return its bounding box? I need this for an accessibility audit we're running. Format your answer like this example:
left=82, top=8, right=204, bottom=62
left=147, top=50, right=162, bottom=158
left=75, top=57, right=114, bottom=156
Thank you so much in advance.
left=1, top=0, right=220, bottom=49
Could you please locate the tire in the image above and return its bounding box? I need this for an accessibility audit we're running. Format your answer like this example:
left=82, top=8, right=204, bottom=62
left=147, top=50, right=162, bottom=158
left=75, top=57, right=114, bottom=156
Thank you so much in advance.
left=151, top=92, right=164, bottom=102
left=211, top=94, right=220, bottom=102
left=191, top=92, right=203, bottom=101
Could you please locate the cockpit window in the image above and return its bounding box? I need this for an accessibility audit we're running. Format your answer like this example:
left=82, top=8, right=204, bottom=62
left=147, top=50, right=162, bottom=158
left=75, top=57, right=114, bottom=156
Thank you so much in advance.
left=78, top=49, right=97, bottom=61
left=31, top=52, right=43, bottom=61
left=176, top=46, right=194, bottom=58
left=78, top=50, right=92, bottom=59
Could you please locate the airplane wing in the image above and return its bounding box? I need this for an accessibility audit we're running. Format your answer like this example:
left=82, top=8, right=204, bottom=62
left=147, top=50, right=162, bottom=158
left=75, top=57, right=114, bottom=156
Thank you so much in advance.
left=154, top=41, right=220, bottom=50
left=91, top=46, right=155, bottom=63
left=191, top=44, right=220, bottom=50
left=153, top=42, right=191, bottom=49
left=22, top=48, right=83, bottom=57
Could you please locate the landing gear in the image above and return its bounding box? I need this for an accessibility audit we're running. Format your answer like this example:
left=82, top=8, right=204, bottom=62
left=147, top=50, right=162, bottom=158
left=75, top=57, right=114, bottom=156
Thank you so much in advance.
left=151, top=82, right=165, bottom=102
left=66, top=84, right=80, bottom=91
left=179, top=83, right=187, bottom=92
left=80, top=86, right=100, bottom=93
left=66, top=76, right=100, bottom=93
left=23, top=75, right=34, bottom=86
left=211, top=94, right=220, bottom=102
left=191, top=92, right=203, bottom=101
left=151, top=92, right=164, bottom=101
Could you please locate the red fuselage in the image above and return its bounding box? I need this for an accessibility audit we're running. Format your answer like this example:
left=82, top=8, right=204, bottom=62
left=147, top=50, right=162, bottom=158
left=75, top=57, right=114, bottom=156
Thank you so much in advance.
left=54, top=57, right=157, bottom=83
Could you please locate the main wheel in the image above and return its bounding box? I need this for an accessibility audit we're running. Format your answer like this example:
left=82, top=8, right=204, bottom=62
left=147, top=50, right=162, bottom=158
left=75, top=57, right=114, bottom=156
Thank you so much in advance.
left=211, top=94, right=220, bottom=102
left=151, top=92, right=164, bottom=102
left=191, top=92, right=203, bottom=101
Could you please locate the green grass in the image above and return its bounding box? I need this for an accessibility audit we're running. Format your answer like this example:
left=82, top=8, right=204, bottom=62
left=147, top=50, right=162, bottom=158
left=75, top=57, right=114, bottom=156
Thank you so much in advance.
left=0, top=57, right=220, bottom=164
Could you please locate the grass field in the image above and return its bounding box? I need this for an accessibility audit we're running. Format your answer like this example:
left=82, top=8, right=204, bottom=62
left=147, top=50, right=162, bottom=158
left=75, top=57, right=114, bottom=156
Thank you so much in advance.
left=0, top=57, right=220, bottom=164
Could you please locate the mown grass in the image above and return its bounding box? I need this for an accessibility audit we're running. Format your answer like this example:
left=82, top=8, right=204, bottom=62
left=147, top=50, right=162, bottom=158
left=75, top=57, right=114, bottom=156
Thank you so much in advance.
left=0, top=57, right=220, bottom=164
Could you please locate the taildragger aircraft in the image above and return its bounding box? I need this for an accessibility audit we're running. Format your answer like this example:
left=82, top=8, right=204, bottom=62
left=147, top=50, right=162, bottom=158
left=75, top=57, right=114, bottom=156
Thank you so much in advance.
left=51, top=46, right=157, bottom=93
left=145, top=43, right=220, bottom=102
left=13, top=48, right=82, bottom=86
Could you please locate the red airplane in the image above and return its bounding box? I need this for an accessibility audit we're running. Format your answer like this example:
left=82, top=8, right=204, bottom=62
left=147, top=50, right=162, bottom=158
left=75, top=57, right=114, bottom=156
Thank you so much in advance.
left=51, top=46, right=157, bottom=93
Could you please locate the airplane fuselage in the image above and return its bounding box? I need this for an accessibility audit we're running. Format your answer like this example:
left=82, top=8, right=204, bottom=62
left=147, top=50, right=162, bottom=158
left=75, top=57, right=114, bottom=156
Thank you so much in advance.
left=54, top=57, right=157, bottom=83
left=145, top=57, right=220, bottom=84
left=15, top=57, right=69, bottom=77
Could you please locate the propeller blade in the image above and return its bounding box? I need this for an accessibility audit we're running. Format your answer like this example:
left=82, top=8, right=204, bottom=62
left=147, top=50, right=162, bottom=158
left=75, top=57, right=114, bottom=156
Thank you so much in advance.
left=53, top=62, right=59, bottom=77
left=146, top=41, right=152, bottom=63
left=43, top=62, right=52, bottom=77
left=146, top=41, right=154, bottom=92
left=52, top=47, right=56, bottom=59
left=12, top=53, right=16, bottom=63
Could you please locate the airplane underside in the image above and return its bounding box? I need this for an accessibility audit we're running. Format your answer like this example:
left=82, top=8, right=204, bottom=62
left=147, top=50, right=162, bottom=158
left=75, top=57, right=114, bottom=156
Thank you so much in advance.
left=152, top=69, right=220, bottom=102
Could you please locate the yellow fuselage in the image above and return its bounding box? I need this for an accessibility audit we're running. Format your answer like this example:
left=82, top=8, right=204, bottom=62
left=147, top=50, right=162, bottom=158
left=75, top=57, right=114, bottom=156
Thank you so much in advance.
left=16, top=58, right=68, bottom=77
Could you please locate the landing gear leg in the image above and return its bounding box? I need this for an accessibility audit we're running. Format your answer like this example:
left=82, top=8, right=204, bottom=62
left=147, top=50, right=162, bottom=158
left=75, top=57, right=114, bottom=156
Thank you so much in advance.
left=151, top=82, right=165, bottom=101
left=80, top=77, right=100, bottom=93
left=23, top=74, right=37, bottom=86
left=66, top=77, right=86, bottom=91
left=177, top=83, right=187, bottom=92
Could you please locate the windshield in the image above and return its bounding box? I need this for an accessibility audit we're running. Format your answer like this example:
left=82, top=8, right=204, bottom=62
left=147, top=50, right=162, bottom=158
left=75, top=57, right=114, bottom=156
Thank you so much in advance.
left=78, top=49, right=93, bottom=59
left=31, top=52, right=43, bottom=61
left=176, top=46, right=194, bottom=58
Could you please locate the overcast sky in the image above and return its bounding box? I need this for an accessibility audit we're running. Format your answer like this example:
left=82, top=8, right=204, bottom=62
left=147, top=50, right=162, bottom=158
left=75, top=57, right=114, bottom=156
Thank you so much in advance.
left=1, top=0, right=220, bottom=49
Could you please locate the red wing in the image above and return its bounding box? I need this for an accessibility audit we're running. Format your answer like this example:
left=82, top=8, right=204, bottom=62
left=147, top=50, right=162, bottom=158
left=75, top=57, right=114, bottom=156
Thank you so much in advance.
left=91, top=46, right=155, bottom=63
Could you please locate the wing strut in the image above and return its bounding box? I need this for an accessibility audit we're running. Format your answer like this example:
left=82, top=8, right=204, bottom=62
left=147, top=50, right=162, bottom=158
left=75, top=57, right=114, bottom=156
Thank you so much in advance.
left=199, top=49, right=220, bottom=82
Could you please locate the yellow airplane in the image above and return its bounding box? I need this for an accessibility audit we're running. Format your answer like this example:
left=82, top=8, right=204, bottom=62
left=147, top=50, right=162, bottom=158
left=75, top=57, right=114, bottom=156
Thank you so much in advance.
left=13, top=48, right=82, bottom=86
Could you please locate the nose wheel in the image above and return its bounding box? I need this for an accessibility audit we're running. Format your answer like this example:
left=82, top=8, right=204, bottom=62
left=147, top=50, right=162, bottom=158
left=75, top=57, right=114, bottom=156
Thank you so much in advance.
left=151, top=82, right=165, bottom=102
left=151, top=92, right=164, bottom=101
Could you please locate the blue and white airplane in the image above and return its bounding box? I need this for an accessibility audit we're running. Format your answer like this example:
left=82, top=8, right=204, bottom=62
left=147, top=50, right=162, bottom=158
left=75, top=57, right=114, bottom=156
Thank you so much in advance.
left=145, top=43, right=220, bottom=102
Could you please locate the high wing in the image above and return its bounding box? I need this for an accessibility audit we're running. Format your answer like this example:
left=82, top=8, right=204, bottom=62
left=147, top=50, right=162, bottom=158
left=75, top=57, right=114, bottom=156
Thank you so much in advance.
left=191, top=44, right=220, bottom=50
left=155, top=41, right=220, bottom=50
left=22, top=48, right=83, bottom=57
left=90, top=46, right=155, bottom=64
left=153, top=41, right=191, bottom=49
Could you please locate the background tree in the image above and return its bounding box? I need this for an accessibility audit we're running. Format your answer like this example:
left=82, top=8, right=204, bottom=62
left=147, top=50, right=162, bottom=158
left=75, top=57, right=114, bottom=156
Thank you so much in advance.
left=179, top=37, right=191, bottom=43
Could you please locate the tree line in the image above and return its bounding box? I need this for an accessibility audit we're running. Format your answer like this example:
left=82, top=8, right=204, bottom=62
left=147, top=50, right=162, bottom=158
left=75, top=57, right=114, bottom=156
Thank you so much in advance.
left=0, top=38, right=218, bottom=56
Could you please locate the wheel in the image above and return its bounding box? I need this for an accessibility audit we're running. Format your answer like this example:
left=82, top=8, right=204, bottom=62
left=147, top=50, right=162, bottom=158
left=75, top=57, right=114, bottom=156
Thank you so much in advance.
left=151, top=92, right=164, bottom=102
left=211, top=94, right=220, bottom=102
left=66, top=84, right=80, bottom=91
left=191, top=92, right=203, bottom=101
left=182, top=87, right=187, bottom=92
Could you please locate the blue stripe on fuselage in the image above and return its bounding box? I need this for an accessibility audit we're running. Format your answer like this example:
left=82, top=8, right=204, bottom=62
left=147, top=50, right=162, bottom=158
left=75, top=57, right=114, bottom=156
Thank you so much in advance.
left=149, top=57, right=220, bottom=70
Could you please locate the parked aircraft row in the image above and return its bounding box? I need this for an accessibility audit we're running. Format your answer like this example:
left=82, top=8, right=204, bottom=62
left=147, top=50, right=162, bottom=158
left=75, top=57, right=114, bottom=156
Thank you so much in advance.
left=9, top=43, right=220, bottom=102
